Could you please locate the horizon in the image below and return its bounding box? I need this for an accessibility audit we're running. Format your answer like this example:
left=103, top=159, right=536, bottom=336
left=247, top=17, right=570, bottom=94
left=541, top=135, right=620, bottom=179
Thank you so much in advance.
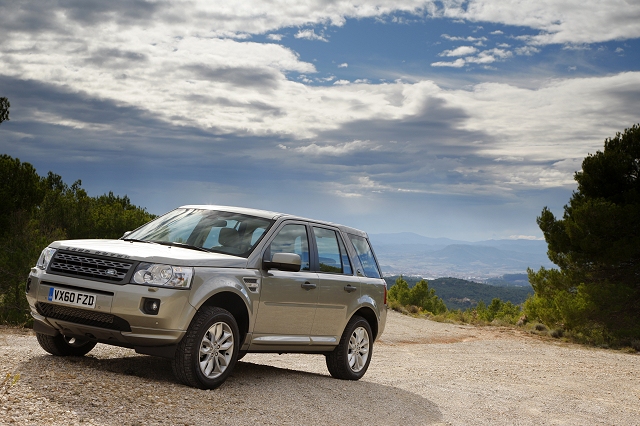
left=368, top=230, right=545, bottom=242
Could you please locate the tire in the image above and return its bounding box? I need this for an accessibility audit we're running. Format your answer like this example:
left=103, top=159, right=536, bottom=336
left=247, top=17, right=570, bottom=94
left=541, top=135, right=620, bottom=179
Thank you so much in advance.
left=36, top=333, right=97, bottom=357
left=237, top=350, right=247, bottom=361
left=172, top=306, right=239, bottom=389
left=326, top=315, right=373, bottom=380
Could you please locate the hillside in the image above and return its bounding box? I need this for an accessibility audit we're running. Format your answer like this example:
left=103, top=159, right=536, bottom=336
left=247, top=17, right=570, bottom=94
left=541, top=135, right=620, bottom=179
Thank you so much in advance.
left=384, top=275, right=533, bottom=310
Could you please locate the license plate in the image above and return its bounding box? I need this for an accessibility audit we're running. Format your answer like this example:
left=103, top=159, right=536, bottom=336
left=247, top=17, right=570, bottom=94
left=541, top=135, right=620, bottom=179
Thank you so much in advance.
left=48, top=287, right=97, bottom=309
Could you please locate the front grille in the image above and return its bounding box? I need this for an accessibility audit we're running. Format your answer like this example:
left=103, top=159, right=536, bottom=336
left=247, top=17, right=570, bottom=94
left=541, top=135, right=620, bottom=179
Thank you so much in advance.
left=36, top=302, right=131, bottom=332
left=49, top=251, right=133, bottom=283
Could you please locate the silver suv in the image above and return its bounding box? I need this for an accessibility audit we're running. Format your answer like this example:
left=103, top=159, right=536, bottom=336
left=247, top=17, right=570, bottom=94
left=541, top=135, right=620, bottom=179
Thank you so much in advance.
left=26, top=205, right=387, bottom=389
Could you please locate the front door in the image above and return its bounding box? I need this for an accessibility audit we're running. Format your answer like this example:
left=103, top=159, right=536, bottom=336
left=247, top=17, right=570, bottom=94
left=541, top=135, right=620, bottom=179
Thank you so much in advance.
left=251, top=223, right=319, bottom=346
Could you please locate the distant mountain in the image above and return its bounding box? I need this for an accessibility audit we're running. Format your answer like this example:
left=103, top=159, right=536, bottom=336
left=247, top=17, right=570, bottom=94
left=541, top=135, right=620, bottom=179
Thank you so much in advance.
left=369, top=232, right=465, bottom=246
left=468, top=239, right=549, bottom=253
left=370, top=232, right=553, bottom=279
left=485, top=273, right=531, bottom=287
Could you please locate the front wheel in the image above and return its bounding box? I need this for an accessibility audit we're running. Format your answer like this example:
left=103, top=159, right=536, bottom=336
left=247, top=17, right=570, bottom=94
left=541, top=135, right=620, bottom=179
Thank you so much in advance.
left=326, top=315, right=373, bottom=380
left=172, top=306, right=239, bottom=389
left=36, top=333, right=97, bottom=356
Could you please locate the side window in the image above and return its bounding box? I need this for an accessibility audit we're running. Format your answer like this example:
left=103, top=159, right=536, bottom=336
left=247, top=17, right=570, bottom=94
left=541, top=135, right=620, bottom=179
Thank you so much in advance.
left=267, top=224, right=310, bottom=271
left=337, top=234, right=353, bottom=275
left=313, top=227, right=348, bottom=274
left=347, top=234, right=381, bottom=278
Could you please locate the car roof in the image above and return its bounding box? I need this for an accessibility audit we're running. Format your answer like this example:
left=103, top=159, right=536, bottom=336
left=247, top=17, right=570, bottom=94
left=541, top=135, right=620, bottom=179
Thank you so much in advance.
left=179, top=205, right=368, bottom=237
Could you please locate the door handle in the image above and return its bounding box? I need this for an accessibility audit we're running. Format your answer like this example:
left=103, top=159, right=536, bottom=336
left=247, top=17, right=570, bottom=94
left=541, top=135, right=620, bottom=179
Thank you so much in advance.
left=344, top=285, right=357, bottom=293
left=301, top=282, right=316, bottom=290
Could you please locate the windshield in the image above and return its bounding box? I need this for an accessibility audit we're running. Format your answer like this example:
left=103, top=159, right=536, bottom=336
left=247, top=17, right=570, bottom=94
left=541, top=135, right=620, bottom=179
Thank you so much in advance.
left=124, top=208, right=274, bottom=257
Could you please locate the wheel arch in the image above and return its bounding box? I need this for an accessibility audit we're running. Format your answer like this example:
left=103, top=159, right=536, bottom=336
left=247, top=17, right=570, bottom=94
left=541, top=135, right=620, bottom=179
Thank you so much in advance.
left=200, top=291, right=250, bottom=345
left=351, top=306, right=379, bottom=342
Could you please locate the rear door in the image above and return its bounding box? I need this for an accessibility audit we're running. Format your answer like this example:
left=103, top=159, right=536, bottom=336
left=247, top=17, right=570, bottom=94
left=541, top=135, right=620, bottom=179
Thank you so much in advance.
left=309, top=226, right=360, bottom=342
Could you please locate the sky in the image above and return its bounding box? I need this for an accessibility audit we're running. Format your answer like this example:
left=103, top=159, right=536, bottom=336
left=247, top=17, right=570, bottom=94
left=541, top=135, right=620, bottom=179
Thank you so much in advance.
left=1, top=0, right=639, bottom=241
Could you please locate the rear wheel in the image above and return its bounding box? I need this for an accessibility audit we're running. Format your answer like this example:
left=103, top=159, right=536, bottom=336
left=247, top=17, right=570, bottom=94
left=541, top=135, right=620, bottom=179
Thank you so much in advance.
left=326, top=315, right=373, bottom=380
left=36, top=333, right=97, bottom=356
left=172, top=306, right=239, bottom=389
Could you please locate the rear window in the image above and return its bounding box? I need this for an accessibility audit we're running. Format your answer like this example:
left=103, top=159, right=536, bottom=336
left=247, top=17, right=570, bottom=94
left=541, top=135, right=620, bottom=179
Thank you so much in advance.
left=313, top=227, right=353, bottom=275
left=347, top=234, right=381, bottom=278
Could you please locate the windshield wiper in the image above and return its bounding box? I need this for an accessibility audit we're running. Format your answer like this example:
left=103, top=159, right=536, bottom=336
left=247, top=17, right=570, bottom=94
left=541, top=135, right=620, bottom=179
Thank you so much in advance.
left=153, top=241, right=213, bottom=253
left=122, top=238, right=160, bottom=245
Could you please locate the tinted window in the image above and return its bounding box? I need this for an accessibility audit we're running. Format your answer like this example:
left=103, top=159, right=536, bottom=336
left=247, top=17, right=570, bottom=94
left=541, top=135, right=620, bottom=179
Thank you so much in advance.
left=313, top=227, right=352, bottom=274
left=338, top=234, right=353, bottom=275
left=267, top=224, right=310, bottom=271
left=347, top=234, right=381, bottom=278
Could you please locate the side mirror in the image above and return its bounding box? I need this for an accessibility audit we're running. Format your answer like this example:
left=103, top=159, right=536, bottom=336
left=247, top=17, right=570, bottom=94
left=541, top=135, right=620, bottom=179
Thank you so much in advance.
left=264, top=253, right=301, bottom=272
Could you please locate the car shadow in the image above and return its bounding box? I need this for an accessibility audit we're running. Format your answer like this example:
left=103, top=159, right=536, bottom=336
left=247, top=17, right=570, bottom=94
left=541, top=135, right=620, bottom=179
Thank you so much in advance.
left=18, top=351, right=443, bottom=425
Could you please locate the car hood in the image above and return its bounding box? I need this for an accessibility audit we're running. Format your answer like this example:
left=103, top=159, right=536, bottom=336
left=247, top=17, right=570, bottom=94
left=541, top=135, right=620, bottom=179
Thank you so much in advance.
left=49, top=239, right=248, bottom=268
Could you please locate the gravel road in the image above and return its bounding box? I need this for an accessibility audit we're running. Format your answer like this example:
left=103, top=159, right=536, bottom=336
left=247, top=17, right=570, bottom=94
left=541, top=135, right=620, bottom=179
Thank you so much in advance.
left=1, top=311, right=638, bottom=425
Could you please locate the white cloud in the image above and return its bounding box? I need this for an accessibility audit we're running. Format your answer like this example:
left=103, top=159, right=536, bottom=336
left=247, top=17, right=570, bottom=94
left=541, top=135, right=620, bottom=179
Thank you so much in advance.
left=334, top=190, right=364, bottom=198
left=491, top=30, right=504, bottom=35
left=328, top=176, right=424, bottom=198
left=439, top=46, right=478, bottom=57
left=209, top=31, right=253, bottom=40
left=267, top=34, right=284, bottom=41
left=442, top=34, right=487, bottom=42
left=438, top=0, right=640, bottom=45
left=431, top=58, right=466, bottom=67
left=294, top=29, right=328, bottom=42
left=338, top=63, right=349, bottom=68
left=495, top=156, right=524, bottom=162
left=515, top=46, right=540, bottom=56
left=439, top=72, right=640, bottom=167
left=562, top=44, right=591, bottom=50
left=433, top=48, right=512, bottom=67
left=295, top=140, right=375, bottom=156
left=333, top=79, right=351, bottom=85
left=507, top=235, right=544, bottom=240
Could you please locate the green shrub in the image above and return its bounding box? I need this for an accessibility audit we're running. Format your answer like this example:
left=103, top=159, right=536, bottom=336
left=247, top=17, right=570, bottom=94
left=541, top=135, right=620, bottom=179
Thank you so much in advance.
left=534, top=323, right=547, bottom=332
left=550, top=328, right=564, bottom=338
left=387, top=276, right=447, bottom=315
left=475, top=298, right=521, bottom=324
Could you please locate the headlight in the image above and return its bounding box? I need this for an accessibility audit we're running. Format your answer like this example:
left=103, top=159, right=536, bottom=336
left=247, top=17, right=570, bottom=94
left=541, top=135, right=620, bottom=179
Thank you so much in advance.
left=131, top=263, right=193, bottom=288
left=36, top=248, right=57, bottom=270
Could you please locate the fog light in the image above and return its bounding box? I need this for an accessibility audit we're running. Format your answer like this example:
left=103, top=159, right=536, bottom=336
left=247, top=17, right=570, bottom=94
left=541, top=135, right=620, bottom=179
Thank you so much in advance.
left=142, top=298, right=161, bottom=315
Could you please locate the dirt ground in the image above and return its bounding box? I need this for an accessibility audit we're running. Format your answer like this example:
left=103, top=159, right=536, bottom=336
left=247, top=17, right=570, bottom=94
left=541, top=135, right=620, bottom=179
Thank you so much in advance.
left=1, top=311, right=639, bottom=425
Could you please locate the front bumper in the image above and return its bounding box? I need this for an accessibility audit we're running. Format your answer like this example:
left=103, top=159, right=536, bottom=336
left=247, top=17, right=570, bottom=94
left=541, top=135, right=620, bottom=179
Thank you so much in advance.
left=26, top=268, right=195, bottom=349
